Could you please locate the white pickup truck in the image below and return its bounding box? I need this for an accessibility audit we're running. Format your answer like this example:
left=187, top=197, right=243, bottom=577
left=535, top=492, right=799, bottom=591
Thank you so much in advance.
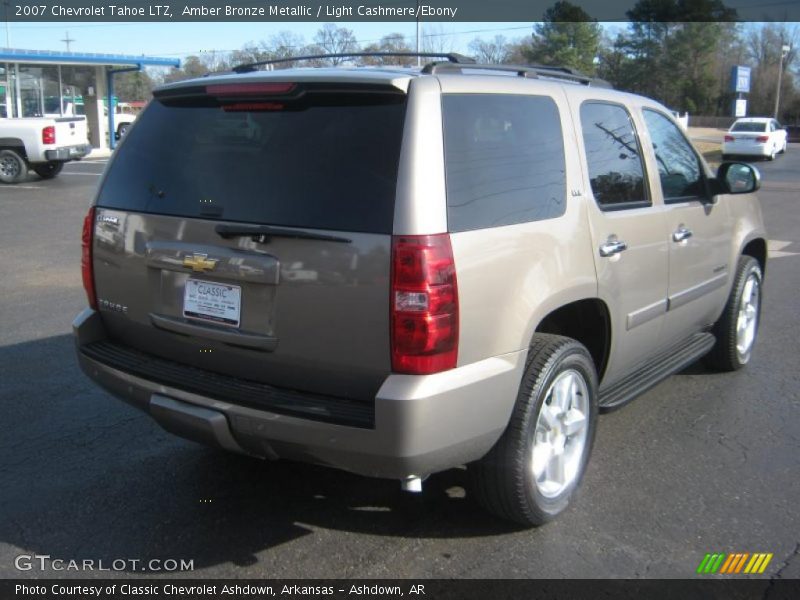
left=0, top=117, right=92, bottom=183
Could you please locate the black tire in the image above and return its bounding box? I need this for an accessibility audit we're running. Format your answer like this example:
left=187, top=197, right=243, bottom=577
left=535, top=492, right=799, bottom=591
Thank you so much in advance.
left=118, top=123, right=130, bottom=138
left=705, top=256, right=763, bottom=372
left=32, top=161, right=64, bottom=180
left=0, top=148, right=28, bottom=184
left=468, top=334, right=598, bottom=526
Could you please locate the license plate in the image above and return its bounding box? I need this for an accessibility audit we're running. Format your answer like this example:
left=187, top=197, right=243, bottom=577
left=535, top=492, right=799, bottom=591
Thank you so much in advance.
left=183, top=279, right=241, bottom=327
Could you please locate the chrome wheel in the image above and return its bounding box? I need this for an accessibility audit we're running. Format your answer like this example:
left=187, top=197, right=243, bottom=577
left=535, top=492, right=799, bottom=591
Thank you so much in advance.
left=736, top=272, right=760, bottom=362
left=531, top=369, right=589, bottom=498
left=0, top=154, right=21, bottom=179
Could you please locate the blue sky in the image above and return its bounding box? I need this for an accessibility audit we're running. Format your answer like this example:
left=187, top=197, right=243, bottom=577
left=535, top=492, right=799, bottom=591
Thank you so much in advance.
left=7, top=21, right=626, bottom=60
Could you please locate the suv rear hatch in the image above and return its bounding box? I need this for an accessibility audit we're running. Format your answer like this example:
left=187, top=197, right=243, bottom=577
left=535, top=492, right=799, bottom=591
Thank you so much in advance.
left=88, top=78, right=408, bottom=406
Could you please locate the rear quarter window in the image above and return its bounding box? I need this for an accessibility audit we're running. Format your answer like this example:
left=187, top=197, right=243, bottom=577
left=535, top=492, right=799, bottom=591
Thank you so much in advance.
left=96, top=91, right=407, bottom=234
left=442, top=94, right=567, bottom=232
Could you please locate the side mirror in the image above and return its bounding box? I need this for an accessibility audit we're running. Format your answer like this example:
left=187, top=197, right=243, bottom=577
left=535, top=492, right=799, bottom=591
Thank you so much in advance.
left=714, top=162, right=761, bottom=195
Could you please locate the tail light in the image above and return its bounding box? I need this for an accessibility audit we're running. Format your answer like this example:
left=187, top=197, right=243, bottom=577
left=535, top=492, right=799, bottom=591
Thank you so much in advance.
left=756, top=135, right=769, bottom=143
left=81, top=206, right=97, bottom=309
left=724, top=135, right=735, bottom=142
left=42, top=126, right=56, bottom=145
left=391, top=234, right=458, bottom=374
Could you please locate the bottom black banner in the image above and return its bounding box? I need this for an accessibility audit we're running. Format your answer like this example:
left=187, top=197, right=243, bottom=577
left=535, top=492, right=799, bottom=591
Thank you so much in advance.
left=3, top=579, right=800, bottom=600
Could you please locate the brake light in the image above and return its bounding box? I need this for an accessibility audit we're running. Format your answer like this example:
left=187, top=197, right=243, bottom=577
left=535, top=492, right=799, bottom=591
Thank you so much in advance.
left=81, top=206, right=97, bottom=310
left=42, top=126, right=56, bottom=145
left=391, top=234, right=458, bottom=374
left=756, top=135, right=769, bottom=143
left=724, top=135, right=735, bottom=142
left=206, top=82, right=296, bottom=96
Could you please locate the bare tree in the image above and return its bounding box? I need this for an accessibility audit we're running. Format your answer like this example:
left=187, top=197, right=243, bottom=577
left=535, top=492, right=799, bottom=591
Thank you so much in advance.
left=313, top=24, right=359, bottom=65
left=468, top=35, right=511, bottom=64
left=360, top=33, right=413, bottom=66
left=421, top=24, right=455, bottom=55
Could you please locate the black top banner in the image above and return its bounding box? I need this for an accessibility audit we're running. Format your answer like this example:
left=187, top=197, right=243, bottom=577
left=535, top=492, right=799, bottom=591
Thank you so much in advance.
left=6, top=0, right=800, bottom=22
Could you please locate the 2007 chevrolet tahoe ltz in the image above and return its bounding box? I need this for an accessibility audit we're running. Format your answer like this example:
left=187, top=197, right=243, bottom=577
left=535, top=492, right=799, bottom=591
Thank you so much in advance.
left=74, top=53, right=767, bottom=525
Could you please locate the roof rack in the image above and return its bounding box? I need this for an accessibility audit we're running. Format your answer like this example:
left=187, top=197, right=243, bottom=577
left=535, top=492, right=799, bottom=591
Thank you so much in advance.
left=422, top=61, right=613, bottom=88
left=232, top=52, right=476, bottom=74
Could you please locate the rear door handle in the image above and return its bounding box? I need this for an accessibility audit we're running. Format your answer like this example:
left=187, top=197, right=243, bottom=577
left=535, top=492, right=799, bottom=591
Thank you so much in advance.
left=672, top=227, right=693, bottom=243
left=599, top=239, right=628, bottom=257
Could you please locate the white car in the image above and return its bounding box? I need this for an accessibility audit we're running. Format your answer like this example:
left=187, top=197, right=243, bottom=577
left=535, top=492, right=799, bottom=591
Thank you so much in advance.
left=722, top=117, right=788, bottom=160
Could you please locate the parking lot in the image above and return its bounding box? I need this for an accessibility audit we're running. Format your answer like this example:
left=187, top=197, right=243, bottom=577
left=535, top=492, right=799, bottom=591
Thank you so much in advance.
left=1, top=151, right=798, bottom=579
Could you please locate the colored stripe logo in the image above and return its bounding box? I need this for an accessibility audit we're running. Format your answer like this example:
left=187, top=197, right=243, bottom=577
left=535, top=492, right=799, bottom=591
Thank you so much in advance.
left=697, top=552, right=773, bottom=574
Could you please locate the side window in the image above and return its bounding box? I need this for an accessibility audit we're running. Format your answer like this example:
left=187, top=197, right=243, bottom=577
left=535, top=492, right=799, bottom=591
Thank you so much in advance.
left=580, top=102, right=648, bottom=208
left=442, top=94, right=566, bottom=232
left=642, top=109, right=704, bottom=201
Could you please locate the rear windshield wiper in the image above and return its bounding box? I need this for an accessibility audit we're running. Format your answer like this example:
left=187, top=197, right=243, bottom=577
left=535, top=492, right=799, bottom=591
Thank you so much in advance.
left=214, top=224, right=351, bottom=244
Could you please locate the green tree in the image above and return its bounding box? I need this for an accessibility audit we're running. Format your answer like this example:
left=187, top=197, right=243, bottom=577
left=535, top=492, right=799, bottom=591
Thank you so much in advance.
left=526, top=1, right=601, bottom=74
left=599, top=0, right=738, bottom=113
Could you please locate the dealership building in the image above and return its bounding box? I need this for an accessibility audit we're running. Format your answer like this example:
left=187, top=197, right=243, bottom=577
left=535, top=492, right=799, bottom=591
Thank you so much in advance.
left=0, top=48, right=180, bottom=150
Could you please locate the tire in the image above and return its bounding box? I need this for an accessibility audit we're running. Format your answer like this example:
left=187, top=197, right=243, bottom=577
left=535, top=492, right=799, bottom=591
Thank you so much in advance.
left=767, top=145, right=776, bottom=161
left=780, top=140, right=787, bottom=154
left=0, top=149, right=28, bottom=184
left=705, top=256, right=763, bottom=372
left=468, top=334, right=598, bottom=526
left=117, top=123, right=130, bottom=138
left=32, top=161, right=64, bottom=180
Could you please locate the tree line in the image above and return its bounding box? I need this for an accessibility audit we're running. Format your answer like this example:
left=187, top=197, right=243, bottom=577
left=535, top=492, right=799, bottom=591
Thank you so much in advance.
left=115, top=0, right=800, bottom=123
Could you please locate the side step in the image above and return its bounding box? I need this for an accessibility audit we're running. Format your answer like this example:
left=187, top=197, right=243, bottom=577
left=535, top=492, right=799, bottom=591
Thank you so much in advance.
left=599, top=332, right=716, bottom=411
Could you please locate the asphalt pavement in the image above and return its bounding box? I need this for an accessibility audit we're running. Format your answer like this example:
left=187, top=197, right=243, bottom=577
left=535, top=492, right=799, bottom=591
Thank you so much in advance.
left=0, top=152, right=798, bottom=580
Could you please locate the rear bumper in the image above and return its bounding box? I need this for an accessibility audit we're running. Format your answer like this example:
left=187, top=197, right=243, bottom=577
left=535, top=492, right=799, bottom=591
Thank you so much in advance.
left=73, top=308, right=524, bottom=480
left=44, top=144, right=92, bottom=161
left=721, top=141, right=771, bottom=157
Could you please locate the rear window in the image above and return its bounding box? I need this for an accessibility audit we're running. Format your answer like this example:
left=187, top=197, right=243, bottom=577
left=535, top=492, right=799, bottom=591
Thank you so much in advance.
left=96, top=90, right=407, bottom=234
left=442, top=94, right=566, bottom=232
left=732, top=121, right=767, bottom=132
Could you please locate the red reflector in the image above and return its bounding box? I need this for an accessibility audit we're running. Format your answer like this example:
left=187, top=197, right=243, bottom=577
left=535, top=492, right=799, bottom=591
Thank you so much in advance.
left=391, top=234, right=458, bottom=375
left=756, top=135, right=769, bottom=143
left=724, top=135, right=735, bottom=142
left=42, top=126, right=56, bottom=145
left=222, top=102, right=284, bottom=112
left=81, top=206, right=97, bottom=310
left=206, top=82, right=296, bottom=96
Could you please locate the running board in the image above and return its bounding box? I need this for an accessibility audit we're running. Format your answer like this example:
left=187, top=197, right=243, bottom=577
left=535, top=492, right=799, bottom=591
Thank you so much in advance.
left=599, top=332, right=716, bottom=411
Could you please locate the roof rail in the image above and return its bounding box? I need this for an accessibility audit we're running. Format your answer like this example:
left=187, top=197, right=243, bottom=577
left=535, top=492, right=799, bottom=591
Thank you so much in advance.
left=232, top=52, right=476, bottom=74
left=422, top=61, right=613, bottom=88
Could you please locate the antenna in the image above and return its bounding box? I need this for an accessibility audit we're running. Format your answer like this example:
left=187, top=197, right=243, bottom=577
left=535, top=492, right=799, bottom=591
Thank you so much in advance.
left=61, top=31, right=75, bottom=52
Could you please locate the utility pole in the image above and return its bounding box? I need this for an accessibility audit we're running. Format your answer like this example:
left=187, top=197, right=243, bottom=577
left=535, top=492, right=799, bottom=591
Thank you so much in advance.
left=4, top=1, right=10, bottom=48
left=774, top=43, right=791, bottom=119
left=61, top=31, right=75, bottom=52
left=416, top=1, right=421, bottom=67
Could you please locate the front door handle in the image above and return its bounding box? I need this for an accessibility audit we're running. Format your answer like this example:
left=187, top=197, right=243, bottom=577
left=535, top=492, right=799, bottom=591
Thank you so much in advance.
left=672, top=226, right=693, bottom=243
left=599, top=239, right=628, bottom=257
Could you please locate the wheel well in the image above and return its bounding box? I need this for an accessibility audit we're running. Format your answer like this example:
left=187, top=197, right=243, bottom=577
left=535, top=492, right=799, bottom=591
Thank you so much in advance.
left=742, top=238, right=767, bottom=276
left=0, top=142, right=28, bottom=160
left=536, top=299, right=611, bottom=380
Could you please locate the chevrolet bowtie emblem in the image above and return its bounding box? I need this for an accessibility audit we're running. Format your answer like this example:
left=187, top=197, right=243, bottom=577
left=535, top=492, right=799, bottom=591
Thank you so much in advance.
left=183, top=253, right=218, bottom=273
